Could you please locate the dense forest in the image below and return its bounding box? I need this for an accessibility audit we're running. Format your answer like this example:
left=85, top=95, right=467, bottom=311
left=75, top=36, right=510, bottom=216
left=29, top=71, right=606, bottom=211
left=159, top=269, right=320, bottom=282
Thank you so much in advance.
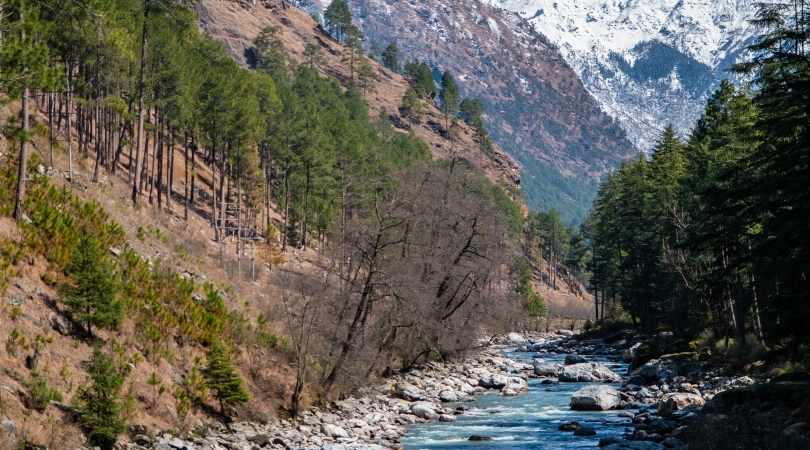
left=0, top=0, right=540, bottom=446
left=585, top=3, right=809, bottom=358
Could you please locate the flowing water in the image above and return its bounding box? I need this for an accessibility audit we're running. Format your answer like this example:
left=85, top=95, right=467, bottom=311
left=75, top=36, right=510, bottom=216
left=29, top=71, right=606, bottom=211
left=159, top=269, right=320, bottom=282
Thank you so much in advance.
left=402, top=351, right=631, bottom=449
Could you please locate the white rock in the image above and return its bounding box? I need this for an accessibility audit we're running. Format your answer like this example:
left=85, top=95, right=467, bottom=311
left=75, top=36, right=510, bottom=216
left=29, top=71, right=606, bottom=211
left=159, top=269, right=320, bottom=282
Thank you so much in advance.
left=439, top=390, right=459, bottom=402
left=507, top=332, right=526, bottom=344
left=410, top=401, right=439, bottom=420
left=559, top=363, right=622, bottom=383
left=570, top=385, right=621, bottom=411
left=321, top=423, right=350, bottom=438
left=657, top=392, right=705, bottom=417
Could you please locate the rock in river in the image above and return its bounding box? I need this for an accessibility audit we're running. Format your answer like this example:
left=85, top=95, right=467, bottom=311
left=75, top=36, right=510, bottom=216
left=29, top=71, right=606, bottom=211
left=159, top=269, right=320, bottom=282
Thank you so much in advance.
left=570, top=385, right=620, bottom=411
left=559, top=363, right=622, bottom=383
left=657, top=392, right=705, bottom=417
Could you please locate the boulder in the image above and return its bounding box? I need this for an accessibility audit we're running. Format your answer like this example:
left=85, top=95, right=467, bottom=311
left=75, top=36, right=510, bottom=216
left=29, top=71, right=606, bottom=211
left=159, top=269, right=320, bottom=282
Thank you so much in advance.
left=557, top=329, right=575, bottom=336
left=468, top=435, right=494, bottom=441
left=438, top=414, right=456, bottom=422
left=623, top=343, right=642, bottom=363
left=394, top=382, right=424, bottom=401
left=1, top=419, right=16, bottom=436
left=657, top=393, right=705, bottom=417
left=571, top=385, right=621, bottom=411
left=478, top=373, right=509, bottom=389
left=533, top=361, right=563, bottom=377
left=565, top=354, right=588, bottom=365
left=507, top=332, right=526, bottom=344
left=321, top=423, right=350, bottom=438
left=558, top=421, right=581, bottom=431
left=438, top=390, right=459, bottom=402
left=559, top=363, right=622, bottom=383
left=410, top=401, right=439, bottom=420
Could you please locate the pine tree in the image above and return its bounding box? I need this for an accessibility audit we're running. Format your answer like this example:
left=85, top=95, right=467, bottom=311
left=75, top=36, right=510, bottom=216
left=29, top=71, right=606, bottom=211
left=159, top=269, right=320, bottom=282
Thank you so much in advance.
left=203, top=340, right=249, bottom=415
left=382, top=42, right=399, bottom=72
left=61, top=235, right=122, bottom=337
left=324, top=0, right=352, bottom=42
left=0, top=0, right=61, bottom=221
left=404, top=61, right=435, bottom=98
left=439, top=70, right=459, bottom=132
left=76, top=348, right=127, bottom=450
left=254, top=26, right=287, bottom=80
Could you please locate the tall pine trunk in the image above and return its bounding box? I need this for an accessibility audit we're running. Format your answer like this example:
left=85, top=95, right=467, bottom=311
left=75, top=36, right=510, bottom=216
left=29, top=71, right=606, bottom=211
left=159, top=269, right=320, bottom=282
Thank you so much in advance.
left=13, top=86, right=30, bottom=222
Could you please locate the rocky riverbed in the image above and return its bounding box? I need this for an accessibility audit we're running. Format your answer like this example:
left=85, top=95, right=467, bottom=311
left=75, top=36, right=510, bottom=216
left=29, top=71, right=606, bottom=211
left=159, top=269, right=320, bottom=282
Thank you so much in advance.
left=123, top=331, right=767, bottom=450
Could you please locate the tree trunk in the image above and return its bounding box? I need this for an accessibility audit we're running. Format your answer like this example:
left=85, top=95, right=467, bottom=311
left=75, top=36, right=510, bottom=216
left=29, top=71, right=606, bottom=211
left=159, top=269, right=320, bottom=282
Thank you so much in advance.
left=132, top=8, right=148, bottom=206
left=13, top=86, right=30, bottom=222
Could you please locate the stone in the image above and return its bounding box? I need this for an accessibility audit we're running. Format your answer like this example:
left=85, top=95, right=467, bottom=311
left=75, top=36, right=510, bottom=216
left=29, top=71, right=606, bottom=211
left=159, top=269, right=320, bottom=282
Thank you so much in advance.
left=570, top=385, right=621, bottom=411
left=557, top=329, right=575, bottom=336
left=782, top=422, right=807, bottom=437
left=623, top=343, right=642, bottom=363
left=410, top=402, right=438, bottom=420
left=438, top=414, right=456, bottom=422
left=507, top=332, right=526, bottom=344
left=558, top=421, right=581, bottom=431
left=1, top=419, right=16, bottom=436
left=438, top=390, right=458, bottom=402
left=559, top=363, right=622, bottom=383
left=501, top=387, right=519, bottom=396
left=247, top=434, right=272, bottom=446
left=321, top=423, right=350, bottom=438
left=657, top=393, right=704, bottom=417
left=468, top=435, right=494, bottom=441
left=394, top=383, right=424, bottom=401
left=478, top=373, right=509, bottom=389
left=134, top=434, right=153, bottom=446
left=565, top=354, right=588, bottom=365
left=50, top=313, right=73, bottom=336
left=533, top=361, right=563, bottom=377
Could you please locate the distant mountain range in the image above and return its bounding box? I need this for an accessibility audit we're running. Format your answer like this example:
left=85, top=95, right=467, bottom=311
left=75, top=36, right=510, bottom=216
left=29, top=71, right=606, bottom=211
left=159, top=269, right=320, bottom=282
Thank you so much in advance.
left=293, top=0, right=759, bottom=223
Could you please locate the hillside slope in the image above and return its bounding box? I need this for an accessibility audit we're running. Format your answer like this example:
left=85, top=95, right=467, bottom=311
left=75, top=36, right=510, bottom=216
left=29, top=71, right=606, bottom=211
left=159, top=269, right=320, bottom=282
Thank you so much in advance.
left=295, top=0, right=636, bottom=223
left=196, top=0, right=522, bottom=192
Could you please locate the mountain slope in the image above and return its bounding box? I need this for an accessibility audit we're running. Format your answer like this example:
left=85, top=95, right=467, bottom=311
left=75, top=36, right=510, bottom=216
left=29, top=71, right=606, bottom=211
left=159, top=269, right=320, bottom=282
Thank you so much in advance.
left=303, top=0, right=636, bottom=223
left=488, top=0, right=759, bottom=151
left=196, top=0, right=522, bottom=192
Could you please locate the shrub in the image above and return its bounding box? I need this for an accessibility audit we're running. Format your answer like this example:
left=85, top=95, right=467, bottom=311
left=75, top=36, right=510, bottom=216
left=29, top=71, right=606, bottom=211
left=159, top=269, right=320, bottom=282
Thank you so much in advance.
left=75, top=348, right=127, bottom=450
left=60, top=235, right=122, bottom=337
left=25, top=371, right=63, bottom=412
left=203, top=340, right=249, bottom=414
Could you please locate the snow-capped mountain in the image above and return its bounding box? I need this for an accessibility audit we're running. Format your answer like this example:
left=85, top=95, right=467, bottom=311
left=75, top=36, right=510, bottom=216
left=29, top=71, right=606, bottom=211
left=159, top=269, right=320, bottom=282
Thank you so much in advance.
left=487, top=0, right=759, bottom=150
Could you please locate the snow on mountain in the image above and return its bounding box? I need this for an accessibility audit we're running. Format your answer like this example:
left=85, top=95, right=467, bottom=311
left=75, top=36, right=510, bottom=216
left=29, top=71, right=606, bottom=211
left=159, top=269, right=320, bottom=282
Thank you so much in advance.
left=487, top=0, right=759, bottom=150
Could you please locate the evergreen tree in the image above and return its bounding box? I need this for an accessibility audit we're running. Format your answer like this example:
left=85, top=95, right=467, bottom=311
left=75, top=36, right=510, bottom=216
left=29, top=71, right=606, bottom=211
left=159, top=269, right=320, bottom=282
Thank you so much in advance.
left=61, top=235, right=122, bottom=337
left=459, top=98, right=484, bottom=130
left=254, top=26, right=288, bottom=80
left=324, top=0, right=352, bottom=42
left=203, top=340, right=249, bottom=414
left=404, top=61, right=435, bottom=98
left=75, top=348, right=127, bottom=450
left=439, top=70, right=459, bottom=131
left=0, top=0, right=61, bottom=221
left=381, top=42, right=399, bottom=72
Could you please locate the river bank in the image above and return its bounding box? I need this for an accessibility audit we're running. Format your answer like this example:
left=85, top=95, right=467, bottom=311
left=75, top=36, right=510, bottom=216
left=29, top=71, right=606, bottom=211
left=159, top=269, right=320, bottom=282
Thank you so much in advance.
left=125, top=330, right=797, bottom=450
left=128, top=332, right=566, bottom=450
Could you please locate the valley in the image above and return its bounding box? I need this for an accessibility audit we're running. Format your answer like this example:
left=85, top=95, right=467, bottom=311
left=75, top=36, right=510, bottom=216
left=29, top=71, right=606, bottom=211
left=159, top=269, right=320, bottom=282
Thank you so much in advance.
left=0, top=1, right=808, bottom=449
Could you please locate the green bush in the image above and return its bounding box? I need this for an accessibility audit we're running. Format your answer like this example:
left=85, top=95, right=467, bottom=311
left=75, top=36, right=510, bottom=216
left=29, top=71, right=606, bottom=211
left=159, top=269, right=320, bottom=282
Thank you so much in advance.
left=61, top=235, right=122, bottom=337
left=25, top=371, right=63, bottom=412
left=204, top=340, right=249, bottom=414
left=75, top=348, right=127, bottom=450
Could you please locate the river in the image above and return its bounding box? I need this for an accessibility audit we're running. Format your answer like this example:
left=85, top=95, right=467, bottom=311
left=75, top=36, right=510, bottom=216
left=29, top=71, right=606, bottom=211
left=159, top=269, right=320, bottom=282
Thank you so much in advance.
left=402, top=350, right=631, bottom=449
